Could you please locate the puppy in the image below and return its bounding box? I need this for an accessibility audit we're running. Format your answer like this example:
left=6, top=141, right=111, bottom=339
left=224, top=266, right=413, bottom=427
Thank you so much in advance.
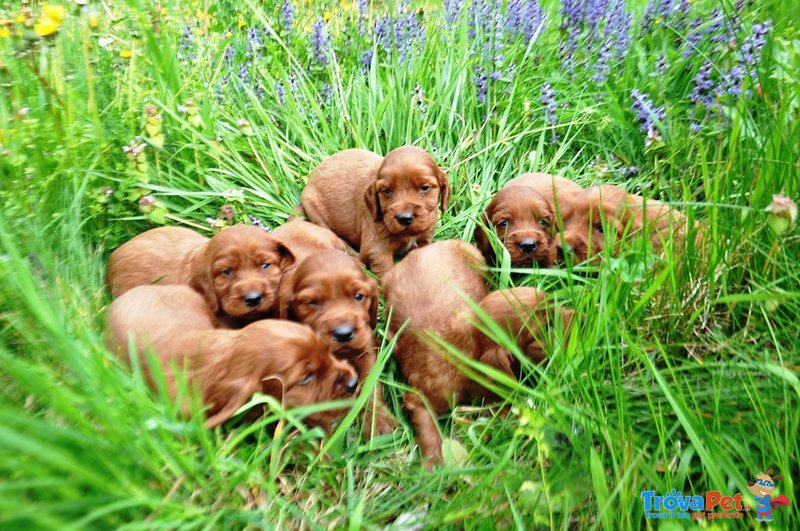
left=107, top=285, right=359, bottom=432
left=474, top=181, right=556, bottom=267
left=107, top=224, right=295, bottom=327
left=383, top=240, right=574, bottom=467
left=278, top=249, right=396, bottom=438
left=300, top=146, right=449, bottom=277
left=272, top=218, right=351, bottom=264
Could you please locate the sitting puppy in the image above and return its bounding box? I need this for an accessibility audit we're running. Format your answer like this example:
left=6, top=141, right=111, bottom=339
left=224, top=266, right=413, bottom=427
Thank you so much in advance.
left=107, top=285, right=359, bottom=432
left=278, top=249, right=396, bottom=438
left=383, top=240, right=574, bottom=467
left=474, top=181, right=556, bottom=267
left=300, top=146, right=449, bottom=277
left=272, top=218, right=351, bottom=263
left=107, top=224, right=295, bottom=327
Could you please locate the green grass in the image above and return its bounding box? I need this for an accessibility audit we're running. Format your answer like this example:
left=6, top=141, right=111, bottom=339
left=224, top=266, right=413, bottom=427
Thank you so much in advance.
left=1, top=0, right=798, bottom=528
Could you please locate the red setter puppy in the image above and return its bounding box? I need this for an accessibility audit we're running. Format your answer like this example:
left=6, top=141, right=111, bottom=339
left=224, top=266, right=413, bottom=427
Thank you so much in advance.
left=300, top=146, right=449, bottom=277
left=474, top=181, right=556, bottom=267
left=272, top=218, right=351, bottom=263
left=278, top=249, right=396, bottom=438
left=383, top=240, right=574, bottom=467
left=107, top=224, right=295, bottom=327
left=107, top=285, right=359, bottom=432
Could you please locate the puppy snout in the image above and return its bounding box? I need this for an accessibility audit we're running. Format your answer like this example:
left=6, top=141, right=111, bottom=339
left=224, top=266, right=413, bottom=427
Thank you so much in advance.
left=345, top=375, right=359, bottom=394
left=243, top=291, right=263, bottom=307
left=332, top=324, right=355, bottom=344
left=518, top=239, right=537, bottom=254
left=395, top=212, right=415, bottom=226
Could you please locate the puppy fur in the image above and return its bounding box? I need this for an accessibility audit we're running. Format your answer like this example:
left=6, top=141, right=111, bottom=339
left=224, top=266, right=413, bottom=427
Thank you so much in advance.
left=474, top=182, right=556, bottom=267
left=383, top=240, right=574, bottom=467
left=300, top=146, right=449, bottom=277
left=107, top=224, right=295, bottom=327
left=107, top=285, right=359, bottom=432
left=278, top=249, right=396, bottom=438
left=272, top=218, right=351, bottom=264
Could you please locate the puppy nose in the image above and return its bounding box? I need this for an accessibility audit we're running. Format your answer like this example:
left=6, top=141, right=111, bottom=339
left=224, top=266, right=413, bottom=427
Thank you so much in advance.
left=332, top=324, right=355, bottom=343
left=518, top=239, right=537, bottom=253
left=345, top=375, right=359, bottom=394
left=395, top=212, right=415, bottom=226
left=243, top=291, right=262, bottom=307
left=556, top=243, right=573, bottom=261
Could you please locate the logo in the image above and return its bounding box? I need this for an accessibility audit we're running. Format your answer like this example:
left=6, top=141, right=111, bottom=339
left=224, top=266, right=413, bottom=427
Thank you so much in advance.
left=640, top=468, right=792, bottom=522
left=747, top=469, right=791, bottom=522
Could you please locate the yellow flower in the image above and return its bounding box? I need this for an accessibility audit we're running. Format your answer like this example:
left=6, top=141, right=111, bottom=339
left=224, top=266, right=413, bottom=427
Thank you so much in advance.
left=16, top=14, right=26, bottom=24
left=160, top=8, right=168, bottom=16
left=88, top=15, right=99, bottom=29
left=33, top=4, right=66, bottom=37
left=34, top=18, right=60, bottom=36
left=0, top=28, right=9, bottom=38
left=119, top=49, right=131, bottom=58
left=238, top=19, right=246, bottom=28
left=42, top=4, right=66, bottom=24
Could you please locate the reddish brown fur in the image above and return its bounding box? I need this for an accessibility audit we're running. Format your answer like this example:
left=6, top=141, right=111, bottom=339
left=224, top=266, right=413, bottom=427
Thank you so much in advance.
left=278, top=249, right=396, bottom=438
left=474, top=184, right=556, bottom=267
left=382, top=240, right=574, bottom=467
left=107, top=285, right=359, bottom=432
left=300, top=146, right=449, bottom=277
left=107, top=224, right=295, bottom=327
left=272, top=219, right=351, bottom=263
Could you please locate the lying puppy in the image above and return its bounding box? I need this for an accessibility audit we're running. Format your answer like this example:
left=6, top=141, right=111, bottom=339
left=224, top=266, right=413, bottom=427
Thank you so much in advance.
left=300, top=146, right=449, bottom=277
left=474, top=181, right=556, bottom=267
left=107, top=285, right=359, bottom=432
left=278, top=249, right=396, bottom=438
left=108, top=224, right=295, bottom=327
left=272, top=218, right=351, bottom=263
left=383, top=240, right=574, bottom=467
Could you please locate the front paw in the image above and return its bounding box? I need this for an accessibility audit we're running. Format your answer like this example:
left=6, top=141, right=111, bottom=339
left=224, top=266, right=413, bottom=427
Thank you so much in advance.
left=362, top=407, right=398, bottom=439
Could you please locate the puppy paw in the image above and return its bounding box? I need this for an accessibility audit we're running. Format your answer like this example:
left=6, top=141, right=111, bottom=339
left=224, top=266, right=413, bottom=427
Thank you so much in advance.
left=362, top=407, right=398, bottom=439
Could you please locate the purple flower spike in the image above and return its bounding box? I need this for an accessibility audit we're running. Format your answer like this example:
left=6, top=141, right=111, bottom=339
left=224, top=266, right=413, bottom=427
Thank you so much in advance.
left=631, top=89, right=666, bottom=140
left=282, top=1, right=295, bottom=33
left=310, top=18, right=331, bottom=66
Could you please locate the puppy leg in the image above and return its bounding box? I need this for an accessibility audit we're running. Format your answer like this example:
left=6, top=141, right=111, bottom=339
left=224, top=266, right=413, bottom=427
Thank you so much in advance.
left=351, top=352, right=397, bottom=439
left=360, top=245, right=395, bottom=278
left=300, top=198, right=333, bottom=231
left=403, top=392, right=443, bottom=469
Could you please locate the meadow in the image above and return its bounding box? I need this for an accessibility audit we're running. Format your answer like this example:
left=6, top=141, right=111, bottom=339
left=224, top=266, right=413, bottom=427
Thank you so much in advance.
left=1, top=0, right=798, bottom=528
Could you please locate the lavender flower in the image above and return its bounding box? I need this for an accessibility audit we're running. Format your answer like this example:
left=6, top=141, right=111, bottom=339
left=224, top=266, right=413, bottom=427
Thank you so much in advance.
left=540, top=82, right=559, bottom=142
left=371, top=2, right=425, bottom=66
left=506, top=0, right=545, bottom=40
left=655, top=53, right=669, bottom=74
left=689, top=61, right=715, bottom=108
left=444, top=0, right=465, bottom=26
left=641, top=0, right=674, bottom=35
left=631, top=89, right=666, bottom=141
left=412, top=85, right=427, bottom=117
left=357, top=0, right=368, bottom=35
left=281, top=0, right=295, bottom=33
left=310, top=18, right=331, bottom=66
left=741, top=20, right=770, bottom=67
left=320, top=83, right=333, bottom=106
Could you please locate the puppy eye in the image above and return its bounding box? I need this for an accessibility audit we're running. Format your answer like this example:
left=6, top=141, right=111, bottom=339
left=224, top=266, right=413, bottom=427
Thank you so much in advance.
left=354, top=293, right=365, bottom=302
left=497, top=220, right=509, bottom=229
left=222, top=268, right=233, bottom=277
left=420, top=184, right=431, bottom=193
left=538, top=219, right=550, bottom=228
left=381, top=188, right=392, bottom=196
left=594, top=224, right=604, bottom=234
left=306, top=300, right=320, bottom=308
left=260, top=263, right=270, bottom=270
left=300, top=373, right=315, bottom=385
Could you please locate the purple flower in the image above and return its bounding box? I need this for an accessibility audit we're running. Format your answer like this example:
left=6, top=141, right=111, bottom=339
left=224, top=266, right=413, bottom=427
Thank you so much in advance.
left=444, top=0, right=465, bottom=26
left=619, top=166, right=639, bottom=177
left=282, top=1, right=295, bottom=33
left=540, top=83, right=558, bottom=126
left=631, top=89, right=666, bottom=140
left=310, top=18, right=331, bottom=66
left=357, top=0, right=368, bottom=35
left=506, top=0, right=545, bottom=40
left=741, top=20, right=770, bottom=67
left=641, top=0, right=674, bottom=35
left=689, top=61, right=715, bottom=108
left=655, top=53, right=669, bottom=74
left=371, top=2, right=425, bottom=66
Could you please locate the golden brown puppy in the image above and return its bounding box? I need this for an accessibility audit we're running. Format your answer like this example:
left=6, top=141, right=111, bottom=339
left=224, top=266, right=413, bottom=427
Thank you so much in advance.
left=272, top=218, right=351, bottom=264
left=278, top=249, right=396, bottom=438
left=107, top=285, right=359, bottom=432
left=474, top=182, right=556, bottom=267
left=300, top=146, right=449, bottom=277
left=383, top=240, right=574, bottom=467
left=107, top=224, right=295, bottom=327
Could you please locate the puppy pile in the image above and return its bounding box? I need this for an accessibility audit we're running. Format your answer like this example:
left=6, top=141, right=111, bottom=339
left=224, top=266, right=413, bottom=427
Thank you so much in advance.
left=106, top=145, right=694, bottom=466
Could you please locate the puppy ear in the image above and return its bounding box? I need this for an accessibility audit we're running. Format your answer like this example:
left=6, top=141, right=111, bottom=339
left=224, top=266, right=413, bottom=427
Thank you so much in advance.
left=367, top=275, right=380, bottom=329
left=276, top=270, right=296, bottom=320
left=473, top=209, right=493, bottom=262
left=189, top=250, right=219, bottom=314
left=204, top=378, right=258, bottom=428
left=437, top=167, right=450, bottom=213
left=275, top=239, right=296, bottom=271
left=364, top=180, right=382, bottom=222
left=478, top=346, right=515, bottom=377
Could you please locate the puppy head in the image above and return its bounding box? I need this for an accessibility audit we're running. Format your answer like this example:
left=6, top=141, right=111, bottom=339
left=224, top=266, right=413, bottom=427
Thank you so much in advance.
left=556, top=185, right=634, bottom=264
left=365, top=146, right=449, bottom=235
left=279, top=250, right=378, bottom=357
left=190, top=224, right=295, bottom=321
left=250, top=321, right=359, bottom=433
left=475, top=185, right=555, bottom=267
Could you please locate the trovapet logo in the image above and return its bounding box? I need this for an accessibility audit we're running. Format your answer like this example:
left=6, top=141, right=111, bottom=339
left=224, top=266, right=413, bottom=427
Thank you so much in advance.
left=747, top=469, right=791, bottom=522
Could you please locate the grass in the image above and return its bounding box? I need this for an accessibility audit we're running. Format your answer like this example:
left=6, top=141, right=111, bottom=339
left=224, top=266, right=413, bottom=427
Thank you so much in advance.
left=1, top=0, right=799, bottom=528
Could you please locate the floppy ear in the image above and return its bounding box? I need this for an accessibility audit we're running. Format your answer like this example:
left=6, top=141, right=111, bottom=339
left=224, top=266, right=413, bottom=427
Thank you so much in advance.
left=189, top=249, right=219, bottom=314
left=204, top=377, right=259, bottom=428
left=275, top=240, right=296, bottom=271
left=437, top=167, right=450, bottom=213
left=364, top=180, right=382, bottom=222
left=367, top=276, right=379, bottom=329
left=477, top=345, right=515, bottom=377
left=473, top=208, right=493, bottom=262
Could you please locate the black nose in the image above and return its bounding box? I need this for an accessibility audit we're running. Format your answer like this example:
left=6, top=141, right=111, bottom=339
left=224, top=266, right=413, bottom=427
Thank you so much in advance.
left=243, top=291, right=262, bottom=307
left=345, top=375, right=359, bottom=394
left=395, top=212, right=414, bottom=226
left=332, top=324, right=355, bottom=343
left=518, top=239, right=537, bottom=253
